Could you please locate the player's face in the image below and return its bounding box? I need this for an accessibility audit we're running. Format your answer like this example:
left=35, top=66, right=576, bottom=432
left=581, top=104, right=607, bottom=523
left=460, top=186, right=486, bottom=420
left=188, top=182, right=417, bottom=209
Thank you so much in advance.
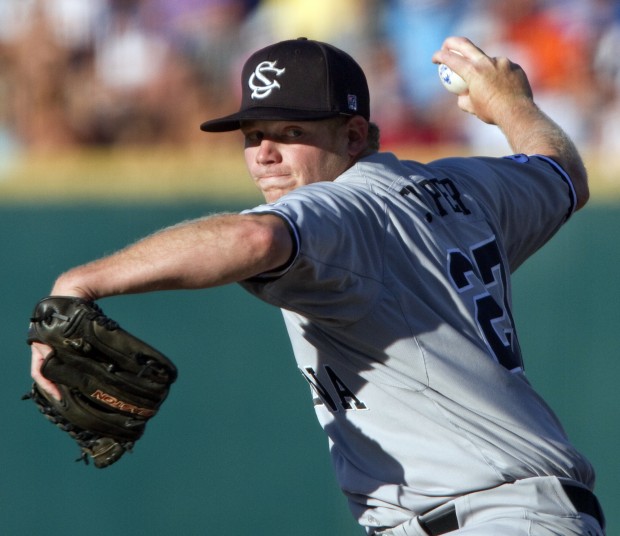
left=241, top=118, right=361, bottom=203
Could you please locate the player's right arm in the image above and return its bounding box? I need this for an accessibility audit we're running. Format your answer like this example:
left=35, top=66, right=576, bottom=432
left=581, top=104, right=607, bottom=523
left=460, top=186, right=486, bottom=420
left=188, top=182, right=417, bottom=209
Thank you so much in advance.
left=432, top=36, right=589, bottom=210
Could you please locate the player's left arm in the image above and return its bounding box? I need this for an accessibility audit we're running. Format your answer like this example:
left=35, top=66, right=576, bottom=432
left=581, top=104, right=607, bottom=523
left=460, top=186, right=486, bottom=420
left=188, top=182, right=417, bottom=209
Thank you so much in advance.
left=50, top=212, right=294, bottom=300
left=432, top=36, right=589, bottom=210
left=32, top=213, right=294, bottom=400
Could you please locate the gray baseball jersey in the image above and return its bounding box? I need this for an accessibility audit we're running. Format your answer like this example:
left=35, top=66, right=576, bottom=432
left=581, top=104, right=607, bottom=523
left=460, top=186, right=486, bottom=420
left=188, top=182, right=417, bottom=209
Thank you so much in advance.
left=240, top=151, right=595, bottom=531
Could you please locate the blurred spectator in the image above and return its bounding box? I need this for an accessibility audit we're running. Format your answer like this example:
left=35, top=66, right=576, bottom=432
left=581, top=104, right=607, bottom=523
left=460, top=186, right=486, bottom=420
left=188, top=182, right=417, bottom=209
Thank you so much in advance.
left=379, top=0, right=470, bottom=145
left=0, top=1, right=79, bottom=150
left=87, top=0, right=175, bottom=145
left=1, top=0, right=620, bottom=159
left=0, top=0, right=255, bottom=149
left=592, top=0, right=620, bottom=159
left=147, top=0, right=259, bottom=116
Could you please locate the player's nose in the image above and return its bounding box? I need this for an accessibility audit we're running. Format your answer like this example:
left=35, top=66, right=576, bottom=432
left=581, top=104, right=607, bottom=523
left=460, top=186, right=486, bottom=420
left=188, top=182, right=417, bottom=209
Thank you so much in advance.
left=255, top=139, right=282, bottom=165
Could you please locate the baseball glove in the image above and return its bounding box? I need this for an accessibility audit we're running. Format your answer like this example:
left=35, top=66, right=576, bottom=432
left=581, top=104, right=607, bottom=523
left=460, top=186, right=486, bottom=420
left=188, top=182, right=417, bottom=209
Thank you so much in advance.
left=24, top=296, right=177, bottom=468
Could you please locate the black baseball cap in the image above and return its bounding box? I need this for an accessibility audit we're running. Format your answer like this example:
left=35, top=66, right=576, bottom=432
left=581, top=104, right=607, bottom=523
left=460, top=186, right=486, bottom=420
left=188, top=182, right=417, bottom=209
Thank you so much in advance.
left=200, top=37, right=370, bottom=132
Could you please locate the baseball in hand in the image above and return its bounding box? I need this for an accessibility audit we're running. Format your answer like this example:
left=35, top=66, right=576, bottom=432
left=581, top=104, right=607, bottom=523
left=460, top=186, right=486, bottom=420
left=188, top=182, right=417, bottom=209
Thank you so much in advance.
left=438, top=63, right=468, bottom=95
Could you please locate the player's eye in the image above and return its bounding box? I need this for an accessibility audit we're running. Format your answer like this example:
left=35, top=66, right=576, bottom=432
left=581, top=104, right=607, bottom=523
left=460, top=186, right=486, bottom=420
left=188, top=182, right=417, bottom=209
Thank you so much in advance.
left=283, top=127, right=303, bottom=139
left=244, top=131, right=264, bottom=145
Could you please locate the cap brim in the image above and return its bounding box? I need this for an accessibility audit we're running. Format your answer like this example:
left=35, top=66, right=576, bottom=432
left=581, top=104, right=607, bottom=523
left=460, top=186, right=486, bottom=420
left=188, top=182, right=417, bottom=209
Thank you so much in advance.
left=200, top=107, right=344, bottom=132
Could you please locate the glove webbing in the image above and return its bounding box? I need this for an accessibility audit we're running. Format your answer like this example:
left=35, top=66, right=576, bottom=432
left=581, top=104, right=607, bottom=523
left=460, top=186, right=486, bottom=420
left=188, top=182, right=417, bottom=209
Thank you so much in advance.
left=22, top=386, right=135, bottom=466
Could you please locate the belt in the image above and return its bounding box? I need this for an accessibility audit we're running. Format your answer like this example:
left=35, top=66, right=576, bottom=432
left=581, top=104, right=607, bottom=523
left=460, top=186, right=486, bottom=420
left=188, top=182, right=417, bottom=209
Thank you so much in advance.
left=418, top=483, right=605, bottom=536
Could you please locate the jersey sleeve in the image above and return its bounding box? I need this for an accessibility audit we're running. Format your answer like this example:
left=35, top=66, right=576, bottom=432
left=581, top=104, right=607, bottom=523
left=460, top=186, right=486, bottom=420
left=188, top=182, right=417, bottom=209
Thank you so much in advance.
left=241, top=183, right=386, bottom=325
left=429, top=154, right=577, bottom=271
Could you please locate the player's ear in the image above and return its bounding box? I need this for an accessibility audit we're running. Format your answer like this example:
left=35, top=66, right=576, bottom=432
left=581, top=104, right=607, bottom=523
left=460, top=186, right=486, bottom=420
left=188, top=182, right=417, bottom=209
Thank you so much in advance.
left=346, top=116, right=369, bottom=157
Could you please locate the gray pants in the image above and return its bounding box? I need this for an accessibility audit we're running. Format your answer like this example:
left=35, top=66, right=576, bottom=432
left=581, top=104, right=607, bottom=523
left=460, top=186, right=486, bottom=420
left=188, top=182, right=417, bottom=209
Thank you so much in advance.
left=375, top=477, right=604, bottom=536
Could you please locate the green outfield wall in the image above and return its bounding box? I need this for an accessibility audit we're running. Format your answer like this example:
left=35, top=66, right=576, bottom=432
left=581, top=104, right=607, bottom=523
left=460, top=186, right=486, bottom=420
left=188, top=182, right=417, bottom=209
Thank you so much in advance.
left=3, top=149, right=619, bottom=535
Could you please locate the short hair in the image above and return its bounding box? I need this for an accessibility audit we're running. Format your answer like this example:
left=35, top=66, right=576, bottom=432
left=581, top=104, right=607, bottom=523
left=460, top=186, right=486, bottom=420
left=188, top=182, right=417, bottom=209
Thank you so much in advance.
left=367, top=122, right=380, bottom=153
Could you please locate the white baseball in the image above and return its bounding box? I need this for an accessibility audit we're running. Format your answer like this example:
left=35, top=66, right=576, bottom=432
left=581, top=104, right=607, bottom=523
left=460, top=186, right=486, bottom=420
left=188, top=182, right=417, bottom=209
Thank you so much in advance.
left=438, top=63, right=468, bottom=94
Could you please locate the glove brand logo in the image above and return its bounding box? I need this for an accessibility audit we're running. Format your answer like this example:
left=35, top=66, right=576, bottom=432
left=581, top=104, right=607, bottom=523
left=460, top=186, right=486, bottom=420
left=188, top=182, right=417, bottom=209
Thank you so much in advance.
left=249, top=61, right=285, bottom=100
left=91, top=389, right=156, bottom=417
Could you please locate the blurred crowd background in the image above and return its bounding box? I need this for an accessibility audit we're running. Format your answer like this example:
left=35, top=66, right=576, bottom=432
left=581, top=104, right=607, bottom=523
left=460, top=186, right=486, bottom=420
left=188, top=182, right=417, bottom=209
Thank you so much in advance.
left=1, top=0, right=620, bottom=157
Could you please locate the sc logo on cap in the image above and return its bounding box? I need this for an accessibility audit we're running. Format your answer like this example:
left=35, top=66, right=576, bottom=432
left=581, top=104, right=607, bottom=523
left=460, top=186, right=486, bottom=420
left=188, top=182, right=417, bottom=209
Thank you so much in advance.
left=249, top=61, right=286, bottom=99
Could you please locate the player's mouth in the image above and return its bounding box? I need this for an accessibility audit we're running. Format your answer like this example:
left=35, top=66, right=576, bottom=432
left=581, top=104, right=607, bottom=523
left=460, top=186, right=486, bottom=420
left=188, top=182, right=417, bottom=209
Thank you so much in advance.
left=255, top=172, right=294, bottom=185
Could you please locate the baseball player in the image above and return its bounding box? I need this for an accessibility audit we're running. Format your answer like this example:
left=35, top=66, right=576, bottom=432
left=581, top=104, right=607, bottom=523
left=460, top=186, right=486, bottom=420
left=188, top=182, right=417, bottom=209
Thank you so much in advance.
left=31, top=36, right=605, bottom=535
